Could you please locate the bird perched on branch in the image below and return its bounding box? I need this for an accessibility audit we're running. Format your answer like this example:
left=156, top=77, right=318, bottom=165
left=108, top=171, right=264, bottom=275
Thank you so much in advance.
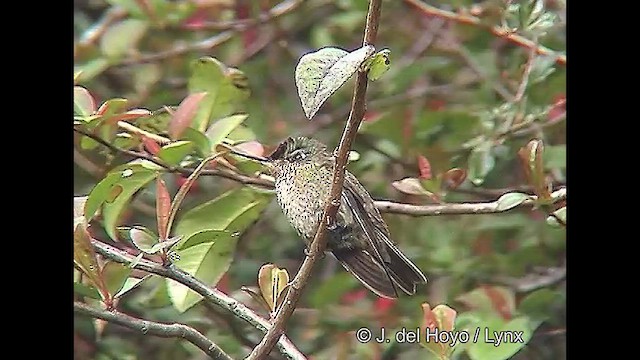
left=262, top=136, right=427, bottom=299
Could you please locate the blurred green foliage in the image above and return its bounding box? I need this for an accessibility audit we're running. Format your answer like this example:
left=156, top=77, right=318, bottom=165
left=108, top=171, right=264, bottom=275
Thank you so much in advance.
left=74, top=0, right=566, bottom=359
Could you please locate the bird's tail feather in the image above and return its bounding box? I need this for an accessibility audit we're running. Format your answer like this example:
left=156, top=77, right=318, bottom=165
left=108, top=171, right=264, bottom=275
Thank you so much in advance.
left=333, top=243, right=427, bottom=299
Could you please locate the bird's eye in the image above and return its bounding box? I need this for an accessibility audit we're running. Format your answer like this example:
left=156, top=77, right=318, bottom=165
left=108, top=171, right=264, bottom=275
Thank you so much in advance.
left=289, top=149, right=306, bottom=162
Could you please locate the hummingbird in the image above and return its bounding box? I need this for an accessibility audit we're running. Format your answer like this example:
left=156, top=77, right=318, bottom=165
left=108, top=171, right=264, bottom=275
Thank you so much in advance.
left=252, top=136, right=428, bottom=299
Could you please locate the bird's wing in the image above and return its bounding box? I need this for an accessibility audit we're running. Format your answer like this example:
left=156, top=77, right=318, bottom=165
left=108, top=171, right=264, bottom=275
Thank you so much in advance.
left=340, top=171, right=398, bottom=296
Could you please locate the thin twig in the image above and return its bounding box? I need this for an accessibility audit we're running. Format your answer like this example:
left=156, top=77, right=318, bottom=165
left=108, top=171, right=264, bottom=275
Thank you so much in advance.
left=74, top=301, right=233, bottom=360
left=246, top=1, right=383, bottom=358
left=119, top=0, right=302, bottom=66
left=377, top=188, right=565, bottom=216
left=513, top=44, right=537, bottom=103
left=77, top=7, right=128, bottom=48
left=404, top=0, right=566, bottom=66
left=184, top=0, right=303, bottom=31
left=493, top=262, right=566, bottom=293
left=89, top=238, right=307, bottom=360
left=456, top=46, right=514, bottom=101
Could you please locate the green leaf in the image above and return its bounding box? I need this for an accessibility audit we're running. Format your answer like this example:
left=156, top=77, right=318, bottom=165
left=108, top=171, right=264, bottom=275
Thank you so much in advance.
left=174, top=187, right=271, bottom=240
left=102, top=262, right=132, bottom=297
left=75, top=58, right=109, bottom=82
left=167, top=233, right=236, bottom=312
left=205, top=114, right=249, bottom=148
left=100, top=19, right=149, bottom=58
left=467, top=315, right=538, bottom=360
left=295, top=45, right=375, bottom=119
left=468, top=142, right=495, bottom=186
left=496, top=192, right=532, bottom=211
left=177, top=230, right=231, bottom=250
left=180, top=128, right=212, bottom=157
left=157, top=141, right=195, bottom=166
left=518, top=289, right=564, bottom=321
left=114, top=275, right=151, bottom=298
left=119, top=226, right=159, bottom=253
left=74, top=86, right=96, bottom=116
left=74, top=282, right=102, bottom=300
left=188, top=57, right=250, bottom=132
left=363, top=49, right=391, bottom=81
left=543, top=145, right=566, bottom=170
left=85, top=161, right=160, bottom=239
left=546, top=206, right=566, bottom=226
left=391, top=177, right=432, bottom=196
left=518, top=139, right=551, bottom=200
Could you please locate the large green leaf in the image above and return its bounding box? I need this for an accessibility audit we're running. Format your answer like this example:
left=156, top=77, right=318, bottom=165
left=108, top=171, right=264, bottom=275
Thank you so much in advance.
left=167, top=232, right=236, bottom=312
left=205, top=114, right=248, bottom=148
left=295, top=45, right=375, bottom=119
left=174, top=187, right=271, bottom=240
left=157, top=141, right=194, bottom=166
left=102, top=262, right=132, bottom=298
left=188, top=57, right=250, bottom=132
left=85, top=161, right=161, bottom=239
left=100, top=19, right=149, bottom=59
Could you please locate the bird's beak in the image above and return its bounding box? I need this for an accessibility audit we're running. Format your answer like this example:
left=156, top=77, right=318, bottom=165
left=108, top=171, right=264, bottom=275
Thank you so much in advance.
left=228, top=148, right=272, bottom=166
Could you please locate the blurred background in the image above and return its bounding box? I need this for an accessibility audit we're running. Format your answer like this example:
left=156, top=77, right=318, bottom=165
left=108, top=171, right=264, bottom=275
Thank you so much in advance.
left=74, top=0, right=566, bottom=359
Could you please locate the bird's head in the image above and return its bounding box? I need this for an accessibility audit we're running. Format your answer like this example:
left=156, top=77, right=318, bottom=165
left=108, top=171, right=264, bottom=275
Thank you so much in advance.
left=267, top=136, right=328, bottom=175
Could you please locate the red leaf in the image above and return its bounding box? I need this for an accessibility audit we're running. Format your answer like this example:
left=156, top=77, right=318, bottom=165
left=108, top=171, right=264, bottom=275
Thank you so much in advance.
left=108, top=109, right=151, bottom=123
left=421, top=303, right=438, bottom=331
left=363, top=111, right=381, bottom=122
left=374, top=298, right=396, bottom=313
left=182, top=9, right=208, bottom=30
left=176, top=175, right=199, bottom=194
left=482, top=285, right=512, bottom=320
left=156, top=177, right=171, bottom=240
left=342, top=289, right=367, bottom=304
left=234, top=141, right=265, bottom=158
left=169, top=92, right=208, bottom=140
left=141, top=136, right=162, bottom=155
left=417, top=155, right=432, bottom=180
left=427, top=99, right=446, bottom=111
left=442, top=168, right=467, bottom=190
left=547, top=94, right=566, bottom=124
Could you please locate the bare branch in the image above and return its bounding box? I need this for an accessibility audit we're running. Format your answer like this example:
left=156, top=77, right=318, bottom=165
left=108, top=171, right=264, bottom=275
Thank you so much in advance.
left=404, top=0, right=566, bottom=66
left=89, top=239, right=307, bottom=360
left=74, top=301, right=232, bottom=360
left=377, top=188, right=566, bottom=216
left=493, top=262, right=566, bottom=293
left=246, top=1, right=383, bottom=358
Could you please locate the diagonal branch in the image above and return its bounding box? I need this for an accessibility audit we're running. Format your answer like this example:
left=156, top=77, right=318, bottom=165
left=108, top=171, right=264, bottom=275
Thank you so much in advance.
left=246, top=0, right=383, bottom=359
left=404, top=0, right=566, bottom=66
left=74, top=301, right=232, bottom=360
left=89, top=238, right=306, bottom=360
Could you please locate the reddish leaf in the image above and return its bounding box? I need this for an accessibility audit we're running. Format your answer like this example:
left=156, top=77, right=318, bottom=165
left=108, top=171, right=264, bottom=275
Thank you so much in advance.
left=417, top=155, right=432, bottom=180
left=374, top=297, right=396, bottom=313
left=427, top=98, right=446, bottom=111
left=233, top=141, right=265, bottom=158
left=547, top=94, right=566, bottom=124
left=363, top=111, right=381, bottom=122
left=176, top=175, right=199, bottom=194
left=97, top=99, right=128, bottom=116
left=141, top=136, right=162, bottom=155
left=482, top=285, right=513, bottom=320
left=342, top=289, right=367, bottom=304
left=156, top=177, right=171, bottom=240
left=421, top=303, right=438, bottom=332
left=105, top=109, right=151, bottom=123
left=182, top=9, right=208, bottom=30
left=169, top=92, right=208, bottom=140
left=442, top=168, right=467, bottom=190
